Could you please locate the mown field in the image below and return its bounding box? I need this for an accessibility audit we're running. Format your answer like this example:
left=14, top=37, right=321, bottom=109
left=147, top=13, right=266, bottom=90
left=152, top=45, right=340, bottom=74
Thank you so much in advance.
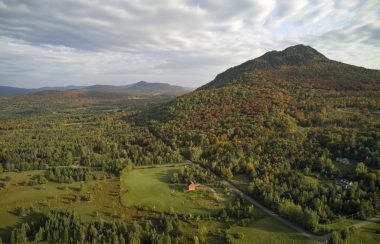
left=120, top=166, right=234, bottom=214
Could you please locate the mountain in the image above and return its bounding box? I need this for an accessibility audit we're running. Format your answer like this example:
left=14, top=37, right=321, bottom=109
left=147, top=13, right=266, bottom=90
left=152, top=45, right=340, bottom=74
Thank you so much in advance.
left=0, top=85, right=85, bottom=96
left=200, top=44, right=380, bottom=90
left=84, top=81, right=190, bottom=95
left=126, top=81, right=191, bottom=94
left=148, top=44, right=380, bottom=231
left=0, top=82, right=190, bottom=96
left=36, top=86, right=85, bottom=91
left=0, top=86, right=31, bottom=96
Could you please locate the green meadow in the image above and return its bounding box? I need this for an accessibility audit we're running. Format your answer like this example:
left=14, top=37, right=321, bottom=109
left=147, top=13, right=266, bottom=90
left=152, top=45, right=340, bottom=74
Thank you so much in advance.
left=120, top=166, right=233, bottom=214
left=120, top=166, right=315, bottom=244
left=0, top=170, right=124, bottom=240
left=347, top=221, right=380, bottom=244
left=228, top=216, right=313, bottom=244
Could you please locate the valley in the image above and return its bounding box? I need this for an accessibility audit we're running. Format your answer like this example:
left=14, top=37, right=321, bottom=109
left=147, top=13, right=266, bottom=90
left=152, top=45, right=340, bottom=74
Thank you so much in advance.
left=0, top=46, right=379, bottom=243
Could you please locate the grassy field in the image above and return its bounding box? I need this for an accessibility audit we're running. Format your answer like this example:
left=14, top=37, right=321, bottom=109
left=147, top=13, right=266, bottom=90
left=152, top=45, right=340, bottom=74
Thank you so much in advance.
left=120, top=166, right=233, bottom=214
left=347, top=221, right=380, bottom=244
left=228, top=216, right=313, bottom=244
left=0, top=170, right=127, bottom=240
left=0, top=167, right=327, bottom=243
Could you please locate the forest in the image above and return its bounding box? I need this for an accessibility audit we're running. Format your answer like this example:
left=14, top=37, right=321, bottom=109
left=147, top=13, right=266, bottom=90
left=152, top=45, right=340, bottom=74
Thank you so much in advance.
left=0, top=45, right=379, bottom=243
left=146, top=46, right=380, bottom=233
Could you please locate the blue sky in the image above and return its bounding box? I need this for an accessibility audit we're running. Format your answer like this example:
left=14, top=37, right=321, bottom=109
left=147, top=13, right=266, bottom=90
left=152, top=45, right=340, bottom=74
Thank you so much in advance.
left=0, top=0, right=379, bottom=88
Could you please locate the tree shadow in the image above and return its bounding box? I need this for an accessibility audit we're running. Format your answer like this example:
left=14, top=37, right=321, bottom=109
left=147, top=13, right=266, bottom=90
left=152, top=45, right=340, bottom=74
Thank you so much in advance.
left=153, top=168, right=177, bottom=183
left=0, top=211, right=45, bottom=242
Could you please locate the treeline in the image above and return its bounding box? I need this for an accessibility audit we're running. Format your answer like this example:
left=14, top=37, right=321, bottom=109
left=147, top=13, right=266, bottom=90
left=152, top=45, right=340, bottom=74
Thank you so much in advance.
left=329, top=226, right=357, bottom=244
left=170, top=165, right=217, bottom=184
left=218, top=197, right=255, bottom=222
left=44, top=167, right=95, bottom=183
left=8, top=210, right=188, bottom=244
left=7, top=197, right=260, bottom=244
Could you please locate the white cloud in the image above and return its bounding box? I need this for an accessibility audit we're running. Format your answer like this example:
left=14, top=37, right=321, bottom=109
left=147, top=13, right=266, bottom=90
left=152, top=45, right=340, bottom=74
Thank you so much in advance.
left=0, top=0, right=379, bottom=88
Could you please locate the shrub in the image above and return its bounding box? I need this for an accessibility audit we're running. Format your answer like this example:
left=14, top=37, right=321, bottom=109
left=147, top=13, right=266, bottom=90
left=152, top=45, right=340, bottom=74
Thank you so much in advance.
left=234, top=232, right=244, bottom=239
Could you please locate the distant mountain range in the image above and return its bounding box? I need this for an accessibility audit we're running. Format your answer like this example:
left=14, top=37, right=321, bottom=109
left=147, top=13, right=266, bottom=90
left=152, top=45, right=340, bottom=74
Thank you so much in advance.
left=0, top=81, right=192, bottom=96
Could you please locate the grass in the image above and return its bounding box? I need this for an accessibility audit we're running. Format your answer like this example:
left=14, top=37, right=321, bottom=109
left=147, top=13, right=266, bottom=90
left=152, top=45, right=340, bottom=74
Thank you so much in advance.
left=228, top=216, right=314, bottom=244
left=320, top=217, right=361, bottom=233
left=0, top=167, right=326, bottom=244
left=121, top=166, right=317, bottom=244
left=347, top=221, right=380, bottom=244
left=0, top=170, right=125, bottom=240
left=120, top=166, right=233, bottom=214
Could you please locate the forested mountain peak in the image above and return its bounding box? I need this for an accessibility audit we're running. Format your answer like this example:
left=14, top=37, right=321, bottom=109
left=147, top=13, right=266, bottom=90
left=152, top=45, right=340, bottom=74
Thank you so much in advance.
left=260, top=44, right=328, bottom=66
left=200, top=44, right=380, bottom=91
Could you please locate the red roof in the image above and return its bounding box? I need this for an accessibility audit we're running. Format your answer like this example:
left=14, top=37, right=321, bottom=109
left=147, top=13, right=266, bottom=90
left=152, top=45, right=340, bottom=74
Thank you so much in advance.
left=188, top=183, right=196, bottom=191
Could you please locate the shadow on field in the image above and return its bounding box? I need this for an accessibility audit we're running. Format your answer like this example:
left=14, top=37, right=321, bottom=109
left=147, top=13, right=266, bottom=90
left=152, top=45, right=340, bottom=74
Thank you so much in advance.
left=153, top=168, right=177, bottom=183
left=0, top=225, right=14, bottom=242
left=153, top=169, right=188, bottom=192
left=0, top=211, right=45, bottom=242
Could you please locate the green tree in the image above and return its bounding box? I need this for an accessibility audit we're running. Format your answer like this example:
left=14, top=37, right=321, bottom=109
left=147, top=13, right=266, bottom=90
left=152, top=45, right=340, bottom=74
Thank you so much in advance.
left=355, top=162, right=367, bottom=175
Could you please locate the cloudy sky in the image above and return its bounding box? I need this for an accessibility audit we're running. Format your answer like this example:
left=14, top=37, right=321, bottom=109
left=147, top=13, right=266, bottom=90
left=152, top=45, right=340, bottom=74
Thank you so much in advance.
left=0, top=0, right=379, bottom=88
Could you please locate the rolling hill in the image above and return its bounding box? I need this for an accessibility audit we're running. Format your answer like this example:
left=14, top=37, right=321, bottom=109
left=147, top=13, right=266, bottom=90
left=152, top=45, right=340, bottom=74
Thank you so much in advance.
left=0, top=81, right=191, bottom=96
left=0, top=86, right=31, bottom=96
left=83, top=81, right=190, bottom=95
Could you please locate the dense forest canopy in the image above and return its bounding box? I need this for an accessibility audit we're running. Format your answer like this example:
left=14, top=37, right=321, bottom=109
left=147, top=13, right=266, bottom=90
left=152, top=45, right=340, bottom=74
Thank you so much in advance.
left=147, top=45, right=380, bottom=229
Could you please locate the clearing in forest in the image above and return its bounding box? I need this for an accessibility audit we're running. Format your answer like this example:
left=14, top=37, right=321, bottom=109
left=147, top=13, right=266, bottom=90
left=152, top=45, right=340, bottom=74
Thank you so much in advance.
left=120, top=166, right=233, bottom=214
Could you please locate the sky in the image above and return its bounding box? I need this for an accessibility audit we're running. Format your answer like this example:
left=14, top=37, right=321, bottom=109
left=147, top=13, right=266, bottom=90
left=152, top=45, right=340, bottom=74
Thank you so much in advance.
left=0, top=0, right=379, bottom=88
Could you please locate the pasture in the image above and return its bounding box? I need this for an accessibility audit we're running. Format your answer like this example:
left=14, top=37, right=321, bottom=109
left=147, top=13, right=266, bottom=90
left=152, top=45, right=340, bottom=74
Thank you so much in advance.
left=120, top=166, right=233, bottom=214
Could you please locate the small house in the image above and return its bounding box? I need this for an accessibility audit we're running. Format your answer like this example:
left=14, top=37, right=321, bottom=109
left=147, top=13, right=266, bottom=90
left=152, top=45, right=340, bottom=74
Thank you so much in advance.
left=336, top=179, right=352, bottom=188
left=188, top=182, right=196, bottom=191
